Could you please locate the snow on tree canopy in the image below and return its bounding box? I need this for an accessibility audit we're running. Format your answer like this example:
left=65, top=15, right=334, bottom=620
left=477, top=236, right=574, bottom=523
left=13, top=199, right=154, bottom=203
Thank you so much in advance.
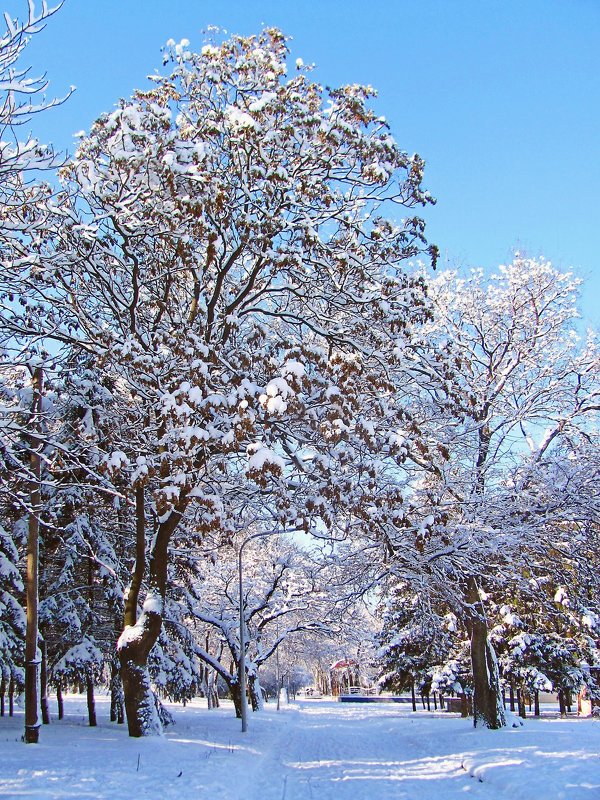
left=247, top=443, right=285, bottom=474
left=54, top=639, right=104, bottom=681
left=1, top=22, right=441, bottom=736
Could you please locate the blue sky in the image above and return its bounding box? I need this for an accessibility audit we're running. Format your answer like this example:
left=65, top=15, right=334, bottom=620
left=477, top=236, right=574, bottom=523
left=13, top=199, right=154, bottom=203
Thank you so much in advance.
left=11, top=0, right=600, bottom=325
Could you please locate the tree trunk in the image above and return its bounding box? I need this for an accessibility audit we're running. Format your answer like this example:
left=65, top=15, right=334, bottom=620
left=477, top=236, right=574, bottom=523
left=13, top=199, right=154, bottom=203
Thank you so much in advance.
left=123, top=486, right=146, bottom=629
left=558, top=689, right=566, bottom=717
left=229, top=678, right=243, bottom=719
left=119, top=654, right=160, bottom=736
left=40, top=638, right=50, bottom=725
left=460, top=693, right=469, bottom=717
left=411, top=680, right=417, bottom=712
left=509, top=683, right=515, bottom=712
left=466, top=575, right=506, bottom=729
left=118, top=609, right=163, bottom=737
left=517, top=688, right=526, bottom=718
left=206, top=669, right=219, bottom=709
left=25, top=366, right=43, bottom=744
left=57, top=683, right=64, bottom=720
left=117, top=505, right=184, bottom=737
left=86, top=676, right=97, bottom=727
left=9, top=676, right=14, bottom=716
left=534, top=690, right=540, bottom=717
left=248, top=673, right=264, bottom=712
left=109, top=661, right=125, bottom=723
left=0, top=675, right=5, bottom=716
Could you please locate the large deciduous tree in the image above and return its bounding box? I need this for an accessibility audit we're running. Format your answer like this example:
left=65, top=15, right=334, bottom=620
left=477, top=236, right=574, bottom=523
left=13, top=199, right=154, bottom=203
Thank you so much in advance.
left=376, top=256, right=599, bottom=728
left=7, top=29, right=434, bottom=735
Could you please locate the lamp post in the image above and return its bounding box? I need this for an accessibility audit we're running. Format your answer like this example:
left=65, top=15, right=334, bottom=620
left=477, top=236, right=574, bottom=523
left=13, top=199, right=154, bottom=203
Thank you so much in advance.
left=238, top=529, right=282, bottom=733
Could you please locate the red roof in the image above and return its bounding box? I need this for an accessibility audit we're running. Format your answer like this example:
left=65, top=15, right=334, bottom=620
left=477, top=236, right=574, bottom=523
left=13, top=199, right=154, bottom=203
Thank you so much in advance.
left=330, top=659, right=357, bottom=670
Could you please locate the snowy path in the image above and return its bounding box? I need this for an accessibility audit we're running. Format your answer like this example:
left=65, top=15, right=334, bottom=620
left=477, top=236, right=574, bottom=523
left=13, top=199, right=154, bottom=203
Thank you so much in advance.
left=1, top=696, right=599, bottom=799
left=247, top=703, right=485, bottom=799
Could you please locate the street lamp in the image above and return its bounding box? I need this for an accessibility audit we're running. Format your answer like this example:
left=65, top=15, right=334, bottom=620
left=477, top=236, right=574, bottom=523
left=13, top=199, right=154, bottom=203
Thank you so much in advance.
left=237, top=529, right=282, bottom=733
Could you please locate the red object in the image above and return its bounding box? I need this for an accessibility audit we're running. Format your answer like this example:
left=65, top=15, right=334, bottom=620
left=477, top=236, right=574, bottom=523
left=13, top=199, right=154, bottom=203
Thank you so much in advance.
left=331, top=659, right=357, bottom=670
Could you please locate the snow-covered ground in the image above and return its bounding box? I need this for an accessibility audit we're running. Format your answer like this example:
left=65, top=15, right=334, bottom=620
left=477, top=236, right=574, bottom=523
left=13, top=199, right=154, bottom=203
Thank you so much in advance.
left=1, top=695, right=599, bottom=799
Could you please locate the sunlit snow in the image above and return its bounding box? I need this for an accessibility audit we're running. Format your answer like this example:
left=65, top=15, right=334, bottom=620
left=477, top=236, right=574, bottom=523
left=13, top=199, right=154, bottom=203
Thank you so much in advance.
left=1, top=695, right=599, bottom=800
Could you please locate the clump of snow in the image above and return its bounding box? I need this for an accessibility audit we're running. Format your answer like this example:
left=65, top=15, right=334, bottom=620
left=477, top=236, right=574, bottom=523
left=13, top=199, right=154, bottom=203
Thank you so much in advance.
left=188, top=385, right=203, bottom=404
left=388, top=429, right=408, bottom=448
left=225, top=105, right=259, bottom=130
left=248, top=92, right=276, bottom=112
left=259, top=376, right=293, bottom=415
left=143, top=593, right=163, bottom=615
left=131, top=455, right=149, bottom=484
left=554, top=586, right=570, bottom=606
left=117, top=625, right=144, bottom=649
left=280, top=359, right=305, bottom=379
left=104, top=450, right=129, bottom=474
left=246, top=443, right=285, bottom=473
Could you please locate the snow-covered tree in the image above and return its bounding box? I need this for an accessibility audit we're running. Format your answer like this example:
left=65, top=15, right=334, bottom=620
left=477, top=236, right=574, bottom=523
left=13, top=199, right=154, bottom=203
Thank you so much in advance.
left=376, top=582, right=453, bottom=706
left=492, top=527, right=600, bottom=716
left=375, top=256, right=599, bottom=728
left=0, top=0, right=70, bottom=743
left=189, top=534, right=335, bottom=716
left=0, top=521, right=25, bottom=709
left=5, top=29, right=434, bottom=735
left=53, top=638, right=105, bottom=726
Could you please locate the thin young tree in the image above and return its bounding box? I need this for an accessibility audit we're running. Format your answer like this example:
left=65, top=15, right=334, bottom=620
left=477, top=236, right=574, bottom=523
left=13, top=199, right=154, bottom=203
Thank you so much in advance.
left=0, top=0, right=70, bottom=743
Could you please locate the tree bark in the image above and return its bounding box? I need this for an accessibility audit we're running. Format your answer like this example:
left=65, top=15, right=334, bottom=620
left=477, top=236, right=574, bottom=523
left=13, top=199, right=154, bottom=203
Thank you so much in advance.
left=534, top=690, right=540, bottom=717
left=117, top=505, right=183, bottom=737
left=206, top=669, right=219, bottom=709
left=0, top=676, right=5, bottom=716
left=40, top=638, right=50, bottom=724
left=460, top=693, right=469, bottom=717
left=86, top=676, right=97, bottom=727
left=57, top=683, right=64, bottom=720
left=229, top=678, right=243, bottom=719
left=25, top=366, right=43, bottom=744
left=200, top=640, right=222, bottom=710
left=517, top=688, right=526, bottom=718
left=118, top=608, right=162, bottom=737
left=248, top=673, right=264, bottom=712
left=109, top=660, right=125, bottom=723
left=123, top=486, right=146, bottom=628
left=558, top=689, right=566, bottom=717
left=465, top=575, right=506, bottom=729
